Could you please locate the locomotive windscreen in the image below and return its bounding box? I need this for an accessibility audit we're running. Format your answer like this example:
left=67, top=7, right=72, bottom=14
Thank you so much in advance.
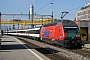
left=64, top=27, right=79, bottom=33
left=64, top=26, right=80, bottom=37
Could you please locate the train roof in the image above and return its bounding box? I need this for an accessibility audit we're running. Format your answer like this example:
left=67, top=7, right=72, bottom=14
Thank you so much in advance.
left=43, top=20, right=77, bottom=27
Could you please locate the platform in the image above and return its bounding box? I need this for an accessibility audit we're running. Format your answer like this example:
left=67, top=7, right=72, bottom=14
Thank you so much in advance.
left=0, top=35, right=50, bottom=60
left=82, top=41, right=90, bottom=49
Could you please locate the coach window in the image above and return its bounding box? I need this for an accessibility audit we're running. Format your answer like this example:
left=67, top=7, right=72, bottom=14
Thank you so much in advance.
left=35, top=30, right=40, bottom=34
left=28, top=30, right=33, bottom=34
left=18, top=31, right=22, bottom=33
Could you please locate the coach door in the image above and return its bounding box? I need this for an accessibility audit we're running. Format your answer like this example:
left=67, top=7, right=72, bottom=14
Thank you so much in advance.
left=80, top=27, right=88, bottom=41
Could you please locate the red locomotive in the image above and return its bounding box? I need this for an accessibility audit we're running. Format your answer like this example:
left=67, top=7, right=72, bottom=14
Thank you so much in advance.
left=40, top=20, right=82, bottom=48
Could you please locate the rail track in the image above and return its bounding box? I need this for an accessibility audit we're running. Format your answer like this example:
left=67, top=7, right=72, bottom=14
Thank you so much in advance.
left=67, top=48, right=90, bottom=57
left=14, top=36, right=90, bottom=60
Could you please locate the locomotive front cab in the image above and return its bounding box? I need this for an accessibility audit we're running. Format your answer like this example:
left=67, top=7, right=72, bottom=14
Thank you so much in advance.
left=64, top=26, right=82, bottom=48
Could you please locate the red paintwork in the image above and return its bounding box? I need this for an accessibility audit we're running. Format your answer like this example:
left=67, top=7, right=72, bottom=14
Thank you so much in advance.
left=40, top=24, right=65, bottom=41
left=74, top=20, right=78, bottom=25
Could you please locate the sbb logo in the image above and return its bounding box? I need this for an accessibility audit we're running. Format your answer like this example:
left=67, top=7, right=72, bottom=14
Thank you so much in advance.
left=43, top=30, right=50, bottom=36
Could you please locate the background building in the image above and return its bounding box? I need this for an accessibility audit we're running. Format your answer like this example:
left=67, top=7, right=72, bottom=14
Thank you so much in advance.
left=76, top=2, right=90, bottom=42
left=76, top=2, right=90, bottom=21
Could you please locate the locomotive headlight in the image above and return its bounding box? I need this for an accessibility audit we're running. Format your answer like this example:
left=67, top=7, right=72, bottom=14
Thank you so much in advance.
left=76, top=34, right=80, bottom=37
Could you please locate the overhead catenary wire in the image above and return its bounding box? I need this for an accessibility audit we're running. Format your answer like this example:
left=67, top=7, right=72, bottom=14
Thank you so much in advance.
left=54, top=6, right=82, bottom=18
left=32, top=0, right=37, bottom=5
left=40, top=0, right=68, bottom=14
left=55, top=0, right=87, bottom=19
left=35, top=0, right=69, bottom=16
left=35, top=0, right=55, bottom=13
left=68, top=6, right=82, bottom=11
left=54, top=0, right=83, bottom=18
left=35, top=0, right=68, bottom=15
left=55, top=6, right=81, bottom=16
left=54, top=0, right=67, bottom=8
left=34, top=0, right=83, bottom=19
